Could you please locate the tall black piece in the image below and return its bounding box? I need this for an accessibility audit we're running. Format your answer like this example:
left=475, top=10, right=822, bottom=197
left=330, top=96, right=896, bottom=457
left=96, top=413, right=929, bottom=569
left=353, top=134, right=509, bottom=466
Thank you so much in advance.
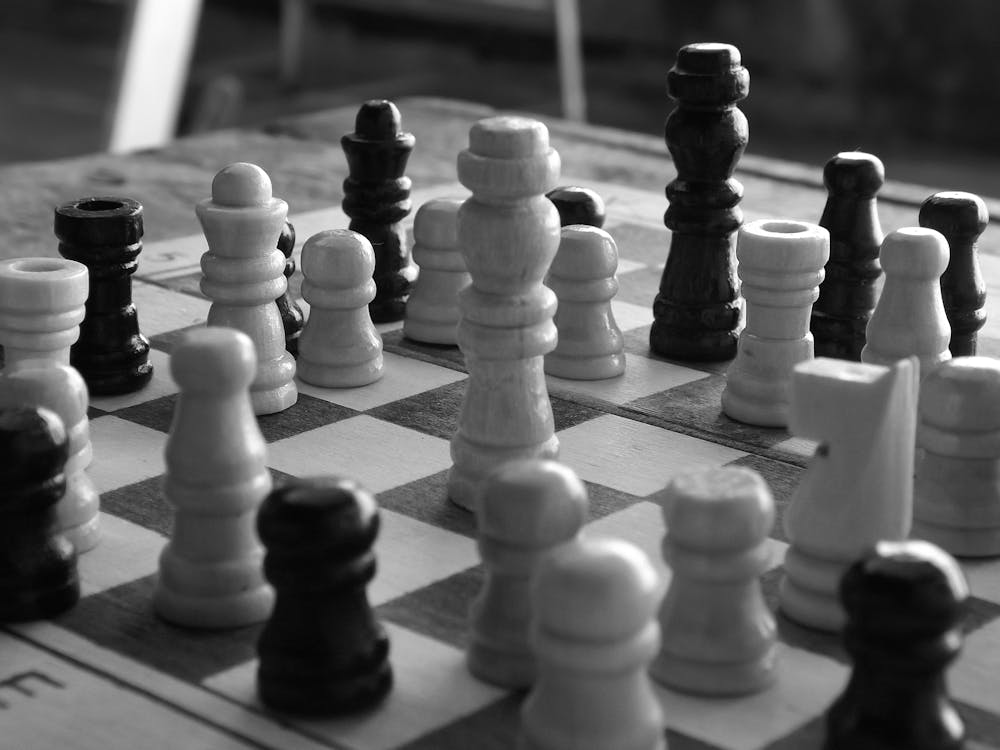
left=825, top=540, right=967, bottom=750
left=257, top=476, right=392, bottom=715
left=55, top=196, right=152, bottom=394
left=274, top=219, right=304, bottom=358
left=811, top=153, right=885, bottom=361
left=341, top=100, right=416, bottom=323
left=919, top=191, right=989, bottom=357
left=546, top=185, right=606, bottom=228
left=0, top=406, right=79, bottom=622
left=651, top=43, right=749, bottom=362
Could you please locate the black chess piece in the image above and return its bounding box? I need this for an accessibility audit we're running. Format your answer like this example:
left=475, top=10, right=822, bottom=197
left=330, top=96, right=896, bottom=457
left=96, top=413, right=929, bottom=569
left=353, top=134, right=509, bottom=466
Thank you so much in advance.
left=341, top=100, right=417, bottom=323
left=919, top=191, right=989, bottom=357
left=825, top=539, right=967, bottom=750
left=811, top=153, right=885, bottom=361
left=0, top=406, right=80, bottom=622
left=650, top=43, right=749, bottom=362
left=55, top=196, right=153, bottom=394
left=274, top=219, right=304, bottom=358
left=257, top=476, right=392, bottom=715
left=546, top=185, right=607, bottom=228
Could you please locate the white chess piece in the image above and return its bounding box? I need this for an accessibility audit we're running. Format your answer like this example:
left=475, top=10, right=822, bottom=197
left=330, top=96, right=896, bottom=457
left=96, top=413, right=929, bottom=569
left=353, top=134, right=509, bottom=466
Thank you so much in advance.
left=298, top=229, right=384, bottom=387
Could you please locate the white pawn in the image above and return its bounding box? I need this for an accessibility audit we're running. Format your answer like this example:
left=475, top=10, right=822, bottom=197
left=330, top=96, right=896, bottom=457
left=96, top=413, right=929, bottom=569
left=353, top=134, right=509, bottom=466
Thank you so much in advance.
left=404, top=198, right=470, bottom=345
left=0, top=362, right=100, bottom=552
left=154, top=327, right=274, bottom=628
left=650, top=466, right=777, bottom=695
left=197, top=162, right=297, bottom=415
left=0, top=257, right=88, bottom=370
left=722, top=220, right=829, bottom=427
left=914, top=357, right=1000, bottom=556
left=520, top=537, right=664, bottom=750
left=544, top=226, right=626, bottom=380
left=861, top=227, right=951, bottom=373
left=298, top=229, right=384, bottom=387
left=467, top=459, right=588, bottom=688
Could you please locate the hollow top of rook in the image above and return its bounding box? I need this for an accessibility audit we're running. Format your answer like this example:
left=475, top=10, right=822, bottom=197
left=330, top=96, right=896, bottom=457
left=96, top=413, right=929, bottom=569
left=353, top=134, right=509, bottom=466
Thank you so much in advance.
left=668, top=43, right=748, bottom=106
left=880, top=228, right=948, bottom=279
left=738, top=219, right=830, bottom=272
left=212, top=163, right=273, bottom=207
left=170, top=327, right=257, bottom=394
left=823, top=152, right=885, bottom=198
left=919, top=191, right=989, bottom=238
left=920, top=356, right=1000, bottom=430
left=0, top=257, right=88, bottom=310
left=54, top=197, right=143, bottom=246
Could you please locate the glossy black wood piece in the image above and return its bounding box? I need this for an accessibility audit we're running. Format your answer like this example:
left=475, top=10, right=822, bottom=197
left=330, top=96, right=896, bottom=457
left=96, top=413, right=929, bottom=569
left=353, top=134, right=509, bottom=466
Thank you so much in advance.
left=341, top=100, right=417, bottom=323
left=0, top=406, right=79, bottom=622
left=55, top=196, right=152, bottom=394
left=919, top=192, right=989, bottom=357
left=825, top=540, right=967, bottom=750
left=811, top=153, right=885, bottom=361
left=651, top=43, right=749, bottom=362
left=257, top=476, right=392, bottom=715
left=546, top=185, right=607, bottom=228
left=275, top=219, right=304, bottom=358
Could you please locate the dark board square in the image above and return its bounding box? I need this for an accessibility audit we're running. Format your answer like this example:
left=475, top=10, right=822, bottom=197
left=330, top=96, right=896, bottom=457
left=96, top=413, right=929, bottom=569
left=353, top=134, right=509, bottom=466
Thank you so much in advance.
left=377, top=566, right=483, bottom=652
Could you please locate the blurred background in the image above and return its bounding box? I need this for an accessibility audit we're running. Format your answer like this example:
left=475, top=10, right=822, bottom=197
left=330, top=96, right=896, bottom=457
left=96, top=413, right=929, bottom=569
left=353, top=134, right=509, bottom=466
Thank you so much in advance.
left=3, top=0, right=999, bottom=195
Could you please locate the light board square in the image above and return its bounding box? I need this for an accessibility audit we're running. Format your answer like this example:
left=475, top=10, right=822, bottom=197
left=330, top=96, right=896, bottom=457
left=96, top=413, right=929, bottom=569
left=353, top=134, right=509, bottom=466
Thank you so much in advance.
left=952, top=618, right=1000, bottom=714
left=88, top=349, right=176, bottom=412
left=89, top=416, right=167, bottom=492
left=133, top=280, right=210, bottom=336
left=547, top=353, right=707, bottom=406
left=79, top=513, right=164, bottom=597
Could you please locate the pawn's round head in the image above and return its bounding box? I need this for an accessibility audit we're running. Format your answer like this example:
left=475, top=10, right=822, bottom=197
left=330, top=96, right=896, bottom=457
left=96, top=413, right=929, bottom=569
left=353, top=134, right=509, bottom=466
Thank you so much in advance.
left=549, top=226, right=619, bottom=281
left=0, top=405, right=68, bottom=486
left=212, top=163, right=273, bottom=207
left=920, top=356, right=1000, bottom=432
left=546, top=185, right=607, bottom=228
left=823, top=151, right=885, bottom=198
left=919, top=191, right=989, bottom=239
left=170, top=327, right=257, bottom=394
left=301, top=229, right=375, bottom=287
left=880, top=227, right=949, bottom=279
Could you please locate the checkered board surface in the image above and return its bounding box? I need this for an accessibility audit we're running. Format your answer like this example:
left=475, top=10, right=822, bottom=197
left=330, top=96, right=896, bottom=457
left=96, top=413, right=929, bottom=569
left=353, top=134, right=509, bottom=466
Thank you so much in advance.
left=5, top=178, right=1000, bottom=750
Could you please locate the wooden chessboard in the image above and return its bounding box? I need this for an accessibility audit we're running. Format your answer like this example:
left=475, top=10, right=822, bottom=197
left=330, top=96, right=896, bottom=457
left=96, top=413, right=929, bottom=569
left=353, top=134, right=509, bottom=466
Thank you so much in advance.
left=4, top=101, right=1000, bottom=749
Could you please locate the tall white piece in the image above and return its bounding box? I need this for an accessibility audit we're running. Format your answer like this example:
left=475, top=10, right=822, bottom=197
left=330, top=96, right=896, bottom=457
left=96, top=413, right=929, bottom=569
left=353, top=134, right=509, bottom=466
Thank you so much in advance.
left=0, top=257, right=88, bottom=370
left=722, top=219, right=829, bottom=427
left=404, top=198, right=470, bottom=345
left=779, top=356, right=919, bottom=631
left=914, top=357, right=1000, bottom=556
left=545, top=225, right=626, bottom=380
left=197, top=162, right=297, bottom=415
left=651, top=466, right=777, bottom=695
left=154, top=327, right=274, bottom=628
left=861, top=227, right=951, bottom=373
left=467, top=459, right=588, bottom=688
left=520, top=537, right=665, bottom=750
left=298, top=229, right=384, bottom=388
left=449, top=117, right=561, bottom=510
left=0, top=363, right=100, bottom=552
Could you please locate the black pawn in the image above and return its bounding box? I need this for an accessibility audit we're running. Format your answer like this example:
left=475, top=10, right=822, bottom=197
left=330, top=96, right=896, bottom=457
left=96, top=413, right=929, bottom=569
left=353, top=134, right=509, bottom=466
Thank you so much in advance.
left=651, top=43, right=749, bottom=362
left=55, top=196, right=153, bottom=395
left=811, top=153, right=885, bottom=361
left=341, top=100, right=417, bottom=323
left=0, top=406, right=79, bottom=622
left=919, top=192, right=989, bottom=357
left=257, top=476, right=391, bottom=715
left=546, top=185, right=607, bottom=228
left=825, top=540, right=967, bottom=750
left=274, top=219, right=304, bottom=358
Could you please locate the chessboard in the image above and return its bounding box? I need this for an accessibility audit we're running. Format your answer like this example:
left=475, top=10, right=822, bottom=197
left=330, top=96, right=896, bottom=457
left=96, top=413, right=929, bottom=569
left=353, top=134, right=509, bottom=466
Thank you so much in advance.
left=5, top=173, right=1000, bottom=750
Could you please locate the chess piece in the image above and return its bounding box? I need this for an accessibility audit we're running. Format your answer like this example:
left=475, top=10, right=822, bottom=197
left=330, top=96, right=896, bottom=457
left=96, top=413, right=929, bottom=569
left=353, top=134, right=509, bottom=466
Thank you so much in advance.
left=0, top=257, right=88, bottom=370
left=197, top=162, right=297, bottom=415
left=449, top=116, right=561, bottom=510
left=651, top=466, right=778, bottom=695
left=341, top=99, right=417, bottom=323
left=0, top=406, right=79, bottom=622
left=546, top=185, right=606, bottom=228
left=811, top=152, right=885, bottom=361
left=913, top=357, right=1000, bottom=556
left=861, top=228, right=951, bottom=374
left=544, top=226, right=626, bottom=379
left=54, top=196, right=153, bottom=394
left=825, top=539, right=967, bottom=750
left=520, top=537, right=664, bottom=750
left=651, top=43, right=749, bottom=362
left=919, top=191, right=989, bottom=357
left=297, top=229, right=384, bottom=387
left=722, top=219, right=830, bottom=427
left=0, top=363, right=100, bottom=553
left=780, top=356, right=919, bottom=631
left=154, top=327, right=274, bottom=628
left=274, top=219, right=305, bottom=358
left=257, top=476, right=392, bottom=715
left=403, top=198, right=470, bottom=345
left=467, top=459, right=589, bottom=688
